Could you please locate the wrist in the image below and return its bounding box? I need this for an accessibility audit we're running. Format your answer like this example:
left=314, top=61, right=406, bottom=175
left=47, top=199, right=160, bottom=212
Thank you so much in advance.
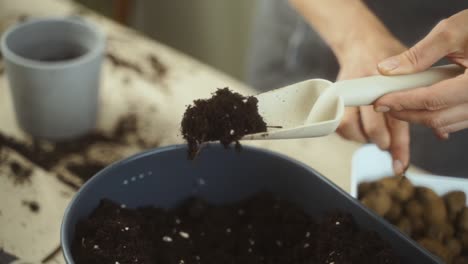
left=334, top=30, right=405, bottom=67
left=289, top=0, right=405, bottom=66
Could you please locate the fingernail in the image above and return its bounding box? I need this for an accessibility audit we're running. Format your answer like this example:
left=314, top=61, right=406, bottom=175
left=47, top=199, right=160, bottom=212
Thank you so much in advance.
left=393, top=160, right=404, bottom=175
left=375, top=106, right=390, bottom=112
left=378, top=58, right=399, bottom=72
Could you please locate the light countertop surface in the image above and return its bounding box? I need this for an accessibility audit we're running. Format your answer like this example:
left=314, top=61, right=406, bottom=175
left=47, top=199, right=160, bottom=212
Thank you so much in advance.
left=0, top=0, right=363, bottom=262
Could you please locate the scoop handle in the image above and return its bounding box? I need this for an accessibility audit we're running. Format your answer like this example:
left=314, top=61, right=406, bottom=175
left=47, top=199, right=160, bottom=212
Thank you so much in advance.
left=333, top=64, right=464, bottom=106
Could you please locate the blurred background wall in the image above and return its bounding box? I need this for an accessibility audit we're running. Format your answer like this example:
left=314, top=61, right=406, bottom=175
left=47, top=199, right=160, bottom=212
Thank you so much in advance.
left=76, top=0, right=258, bottom=81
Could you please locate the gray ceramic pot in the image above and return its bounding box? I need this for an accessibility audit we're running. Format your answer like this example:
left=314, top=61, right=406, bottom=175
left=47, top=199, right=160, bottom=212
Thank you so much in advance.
left=1, top=17, right=105, bottom=140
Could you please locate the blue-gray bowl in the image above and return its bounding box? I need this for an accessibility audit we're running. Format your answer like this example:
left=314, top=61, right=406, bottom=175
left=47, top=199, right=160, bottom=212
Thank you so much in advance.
left=61, top=144, right=439, bottom=263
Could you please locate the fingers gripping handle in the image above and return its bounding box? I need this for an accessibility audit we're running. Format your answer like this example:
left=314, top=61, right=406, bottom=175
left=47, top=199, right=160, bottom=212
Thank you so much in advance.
left=333, top=64, right=464, bottom=106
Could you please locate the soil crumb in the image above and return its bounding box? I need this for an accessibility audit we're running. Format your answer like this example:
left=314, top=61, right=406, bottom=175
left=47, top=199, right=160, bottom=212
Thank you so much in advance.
left=17, top=14, right=29, bottom=23
left=148, top=54, right=167, bottom=78
left=72, top=192, right=400, bottom=264
left=181, top=88, right=267, bottom=159
left=22, top=200, right=40, bottom=213
left=7, top=161, right=32, bottom=185
left=106, top=52, right=143, bottom=74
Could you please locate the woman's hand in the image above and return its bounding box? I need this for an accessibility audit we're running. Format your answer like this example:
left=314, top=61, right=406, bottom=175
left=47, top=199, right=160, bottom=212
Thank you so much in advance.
left=375, top=10, right=468, bottom=139
left=336, top=38, right=410, bottom=175
left=288, top=0, right=411, bottom=174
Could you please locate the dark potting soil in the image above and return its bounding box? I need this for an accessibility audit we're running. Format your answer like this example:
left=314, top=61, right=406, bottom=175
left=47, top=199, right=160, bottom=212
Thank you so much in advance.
left=106, top=52, right=143, bottom=74
left=8, top=161, right=32, bottom=185
left=181, top=88, right=267, bottom=159
left=106, top=51, right=168, bottom=82
left=72, top=193, right=400, bottom=264
left=0, top=114, right=159, bottom=186
left=22, top=200, right=40, bottom=213
left=66, top=162, right=107, bottom=183
left=148, top=54, right=167, bottom=78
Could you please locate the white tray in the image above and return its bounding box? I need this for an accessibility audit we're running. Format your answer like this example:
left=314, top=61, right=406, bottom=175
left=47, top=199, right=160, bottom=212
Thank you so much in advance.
left=350, top=144, right=468, bottom=199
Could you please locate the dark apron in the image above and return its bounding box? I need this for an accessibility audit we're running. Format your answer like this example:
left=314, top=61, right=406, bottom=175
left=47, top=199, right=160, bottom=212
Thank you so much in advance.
left=247, top=0, right=468, bottom=177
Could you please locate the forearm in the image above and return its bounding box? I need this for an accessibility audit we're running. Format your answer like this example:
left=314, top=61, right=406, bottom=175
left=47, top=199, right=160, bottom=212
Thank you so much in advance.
left=289, top=0, right=398, bottom=63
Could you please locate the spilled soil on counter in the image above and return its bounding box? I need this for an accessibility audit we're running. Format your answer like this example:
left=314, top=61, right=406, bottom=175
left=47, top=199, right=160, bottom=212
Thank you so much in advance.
left=0, top=113, right=160, bottom=188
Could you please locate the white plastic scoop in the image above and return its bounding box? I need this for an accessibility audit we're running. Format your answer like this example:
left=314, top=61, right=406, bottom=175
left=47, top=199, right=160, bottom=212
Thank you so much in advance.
left=244, top=64, right=464, bottom=140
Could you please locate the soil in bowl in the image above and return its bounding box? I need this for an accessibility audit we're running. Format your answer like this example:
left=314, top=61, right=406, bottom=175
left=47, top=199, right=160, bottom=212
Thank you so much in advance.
left=181, top=88, right=267, bottom=159
left=71, top=192, right=400, bottom=264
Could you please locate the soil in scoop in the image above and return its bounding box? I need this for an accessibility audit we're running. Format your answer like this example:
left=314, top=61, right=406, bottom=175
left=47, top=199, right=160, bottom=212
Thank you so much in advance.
left=181, top=88, right=267, bottom=159
left=72, top=193, right=400, bottom=264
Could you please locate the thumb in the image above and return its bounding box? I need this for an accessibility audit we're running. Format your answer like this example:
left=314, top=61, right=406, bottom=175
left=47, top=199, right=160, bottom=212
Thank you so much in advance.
left=378, top=20, right=453, bottom=75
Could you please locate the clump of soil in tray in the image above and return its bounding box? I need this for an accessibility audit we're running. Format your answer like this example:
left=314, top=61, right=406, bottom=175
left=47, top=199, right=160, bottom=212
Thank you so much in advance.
left=72, top=193, right=400, bottom=264
left=181, top=88, right=267, bottom=159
